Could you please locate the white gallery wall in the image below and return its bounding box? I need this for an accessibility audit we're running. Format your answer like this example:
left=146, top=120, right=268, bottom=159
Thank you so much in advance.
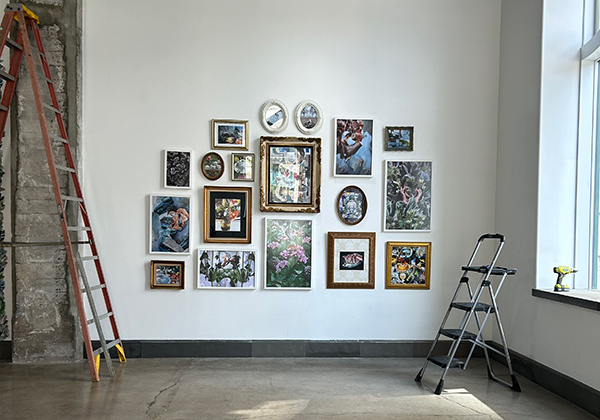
left=82, top=0, right=501, bottom=340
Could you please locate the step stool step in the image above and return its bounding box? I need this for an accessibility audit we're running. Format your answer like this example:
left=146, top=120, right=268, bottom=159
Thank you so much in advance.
left=451, top=302, right=495, bottom=313
left=440, top=329, right=478, bottom=341
left=428, top=355, right=464, bottom=369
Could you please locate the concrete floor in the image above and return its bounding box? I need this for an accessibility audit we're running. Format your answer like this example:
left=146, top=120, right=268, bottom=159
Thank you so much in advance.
left=0, top=358, right=596, bottom=419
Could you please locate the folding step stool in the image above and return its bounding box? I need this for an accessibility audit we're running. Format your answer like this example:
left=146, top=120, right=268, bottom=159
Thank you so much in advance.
left=415, top=233, right=521, bottom=395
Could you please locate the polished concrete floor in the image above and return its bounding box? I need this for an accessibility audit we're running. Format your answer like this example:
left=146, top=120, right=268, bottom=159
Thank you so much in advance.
left=0, top=358, right=596, bottom=419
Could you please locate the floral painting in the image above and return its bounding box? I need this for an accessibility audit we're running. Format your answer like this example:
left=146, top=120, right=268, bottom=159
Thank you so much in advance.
left=265, top=218, right=312, bottom=289
left=197, top=250, right=256, bottom=288
left=150, top=195, right=190, bottom=254
left=386, top=242, right=431, bottom=289
left=201, top=152, right=224, bottom=181
left=384, top=161, right=431, bottom=231
left=151, top=261, right=185, bottom=289
left=335, top=119, right=373, bottom=176
left=204, top=187, right=252, bottom=243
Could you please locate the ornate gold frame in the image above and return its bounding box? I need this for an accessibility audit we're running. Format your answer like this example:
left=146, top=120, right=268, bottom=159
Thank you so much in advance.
left=327, top=232, right=375, bottom=289
left=150, top=260, right=185, bottom=289
left=386, top=242, right=431, bottom=289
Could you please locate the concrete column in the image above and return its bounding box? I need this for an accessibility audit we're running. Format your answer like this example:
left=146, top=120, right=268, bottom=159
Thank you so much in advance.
left=10, top=0, right=82, bottom=362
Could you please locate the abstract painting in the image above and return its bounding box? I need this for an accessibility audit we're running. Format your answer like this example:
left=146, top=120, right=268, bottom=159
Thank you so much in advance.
left=164, top=150, right=191, bottom=188
left=334, top=118, right=373, bottom=176
left=386, top=242, right=431, bottom=289
left=149, top=195, right=190, bottom=254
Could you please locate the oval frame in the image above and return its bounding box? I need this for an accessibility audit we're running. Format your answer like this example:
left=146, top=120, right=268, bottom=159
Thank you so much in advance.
left=260, top=99, right=289, bottom=133
left=201, top=152, right=224, bottom=181
left=294, top=100, right=323, bottom=135
left=336, top=185, right=367, bottom=225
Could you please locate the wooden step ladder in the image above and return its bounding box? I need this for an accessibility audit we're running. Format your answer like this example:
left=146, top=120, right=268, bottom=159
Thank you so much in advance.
left=0, top=3, right=125, bottom=381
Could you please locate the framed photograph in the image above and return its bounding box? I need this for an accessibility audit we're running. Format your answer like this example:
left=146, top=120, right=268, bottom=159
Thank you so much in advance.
left=149, top=195, right=190, bottom=254
left=384, top=160, right=432, bottom=231
left=327, top=232, right=375, bottom=289
left=386, top=242, right=431, bottom=289
left=337, top=185, right=367, bottom=225
left=212, top=119, right=249, bottom=150
left=260, top=99, right=289, bottom=133
left=334, top=118, right=373, bottom=177
left=231, top=153, right=255, bottom=182
left=164, top=149, right=191, bottom=189
left=150, top=260, right=185, bottom=289
left=385, top=126, right=414, bottom=151
left=197, top=250, right=256, bottom=289
left=260, top=136, right=321, bottom=213
left=201, top=152, right=225, bottom=181
left=204, top=186, right=252, bottom=243
left=264, top=218, right=312, bottom=290
left=294, top=100, right=323, bottom=135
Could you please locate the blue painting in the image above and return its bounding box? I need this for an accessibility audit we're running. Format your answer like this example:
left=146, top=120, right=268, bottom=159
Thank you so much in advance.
left=335, top=119, right=373, bottom=176
left=150, top=195, right=190, bottom=254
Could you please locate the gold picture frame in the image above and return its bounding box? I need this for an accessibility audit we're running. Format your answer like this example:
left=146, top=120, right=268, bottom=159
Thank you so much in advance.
left=386, top=242, right=431, bottom=289
left=203, top=186, right=252, bottom=244
left=150, top=260, right=185, bottom=289
left=259, top=136, right=321, bottom=213
left=327, top=232, right=375, bottom=289
left=212, top=119, right=249, bottom=150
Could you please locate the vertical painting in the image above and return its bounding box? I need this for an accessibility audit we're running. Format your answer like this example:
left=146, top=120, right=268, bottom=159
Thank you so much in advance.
left=384, top=161, right=432, bottom=231
left=232, top=153, right=254, bottom=181
left=164, top=150, right=191, bottom=188
left=337, top=185, right=367, bottom=225
left=204, top=187, right=252, bottom=243
left=334, top=118, right=373, bottom=176
left=149, top=195, right=191, bottom=254
left=197, top=250, right=256, bottom=289
left=386, top=242, right=431, bottom=289
left=264, top=218, right=312, bottom=289
left=327, top=232, right=375, bottom=289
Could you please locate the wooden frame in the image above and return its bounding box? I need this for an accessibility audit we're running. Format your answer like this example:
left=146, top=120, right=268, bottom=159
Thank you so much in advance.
left=294, top=100, right=323, bottom=135
left=150, top=260, right=185, bottom=289
left=197, top=249, right=256, bottom=289
left=149, top=194, right=191, bottom=254
left=212, top=119, right=249, bottom=150
left=385, top=126, right=414, bottom=151
left=336, top=185, right=367, bottom=225
left=260, top=136, right=321, bottom=213
left=163, top=149, right=192, bottom=189
left=327, top=232, right=375, bottom=289
left=203, top=186, right=252, bottom=244
left=231, top=152, right=255, bottom=182
left=386, top=242, right=431, bottom=289
left=201, top=152, right=225, bottom=181
left=334, top=118, right=373, bottom=177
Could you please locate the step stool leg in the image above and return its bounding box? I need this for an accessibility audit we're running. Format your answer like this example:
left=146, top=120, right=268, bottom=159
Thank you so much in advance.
left=434, top=378, right=445, bottom=395
left=414, top=368, right=424, bottom=382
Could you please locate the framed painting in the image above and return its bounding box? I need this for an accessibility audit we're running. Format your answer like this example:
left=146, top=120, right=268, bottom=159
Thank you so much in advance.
left=231, top=152, right=254, bottom=182
left=386, top=242, right=431, bottom=289
left=260, top=136, right=321, bottom=213
left=149, top=195, right=190, bottom=254
left=164, top=149, right=191, bottom=189
left=201, top=152, right=225, bottom=181
left=385, top=126, right=414, bottom=151
left=384, top=160, right=432, bottom=231
left=260, top=99, right=289, bottom=133
left=264, top=218, right=312, bottom=290
left=150, top=260, right=185, bottom=289
left=204, top=186, right=252, bottom=244
left=327, top=232, right=375, bottom=289
left=334, top=118, right=373, bottom=177
left=212, top=119, right=249, bottom=150
left=197, top=250, right=256, bottom=289
left=337, top=185, right=367, bottom=225
left=294, top=100, right=323, bottom=135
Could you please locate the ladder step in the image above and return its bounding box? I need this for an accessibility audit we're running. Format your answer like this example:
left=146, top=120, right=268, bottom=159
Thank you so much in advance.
left=92, top=339, right=120, bottom=357
left=440, top=329, right=478, bottom=341
left=82, top=283, right=105, bottom=293
left=428, top=355, right=464, bottom=369
left=451, top=302, right=495, bottom=313
left=62, top=195, right=83, bottom=202
left=87, top=311, right=113, bottom=325
left=80, top=255, right=99, bottom=261
left=50, top=135, right=68, bottom=144
left=462, top=265, right=517, bottom=276
left=42, top=102, right=60, bottom=114
left=41, top=75, right=53, bottom=84
left=68, top=226, right=91, bottom=231
left=31, top=46, right=45, bottom=58
left=0, top=105, right=7, bottom=112
left=5, top=38, right=23, bottom=50
left=55, top=164, right=75, bottom=173
left=0, top=69, right=15, bottom=82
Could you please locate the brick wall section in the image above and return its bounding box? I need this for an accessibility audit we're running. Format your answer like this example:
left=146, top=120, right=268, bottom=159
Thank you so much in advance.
left=10, top=1, right=82, bottom=362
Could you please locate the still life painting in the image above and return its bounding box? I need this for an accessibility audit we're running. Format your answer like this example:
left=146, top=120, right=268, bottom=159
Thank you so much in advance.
left=337, top=185, right=367, bottom=225
left=384, top=160, right=431, bottom=231
left=264, top=218, right=312, bottom=289
left=149, top=195, right=190, bottom=254
left=335, top=118, right=373, bottom=176
left=201, top=152, right=224, bottom=181
left=204, top=186, right=251, bottom=243
left=150, top=260, right=185, bottom=289
left=197, top=250, right=256, bottom=289
left=386, top=242, right=431, bottom=289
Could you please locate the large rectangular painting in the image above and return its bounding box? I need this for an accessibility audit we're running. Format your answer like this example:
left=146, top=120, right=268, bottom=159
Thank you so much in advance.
left=149, top=195, right=190, bottom=254
left=384, top=160, right=432, bottom=231
left=197, top=250, right=256, bottom=289
left=264, top=218, right=312, bottom=290
left=386, top=242, right=431, bottom=289
left=327, top=232, right=375, bottom=289
left=334, top=118, right=373, bottom=176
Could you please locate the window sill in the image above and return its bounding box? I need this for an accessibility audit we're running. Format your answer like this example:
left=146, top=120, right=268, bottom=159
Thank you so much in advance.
left=532, top=289, right=600, bottom=311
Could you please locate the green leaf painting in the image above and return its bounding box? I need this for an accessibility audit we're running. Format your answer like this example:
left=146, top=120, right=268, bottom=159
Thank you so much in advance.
left=385, top=161, right=432, bottom=231
left=198, top=250, right=255, bottom=288
left=265, top=219, right=312, bottom=289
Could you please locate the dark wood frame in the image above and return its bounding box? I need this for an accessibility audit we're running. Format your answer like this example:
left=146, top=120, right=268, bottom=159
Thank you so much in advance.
left=336, top=185, right=367, bottom=225
left=150, top=260, right=185, bottom=289
left=385, top=126, right=414, bottom=151
left=327, top=232, right=375, bottom=289
left=201, top=152, right=225, bottom=181
left=385, top=242, right=431, bottom=289
left=203, top=186, right=252, bottom=244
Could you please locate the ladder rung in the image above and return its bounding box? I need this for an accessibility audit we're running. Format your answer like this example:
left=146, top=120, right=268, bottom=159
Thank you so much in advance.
left=43, top=102, right=60, bottom=114
left=68, top=226, right=91, bottom=231
left=440, top=329, right=478, bottom=341
left=41, top=75, right=53, bottom=84
left=55, top=164, right=75, bottom=173
left=5, top=38, right=23, bottom=50
left=428, top=355, right=464, bottom=369
left=31, top=46, right=45, bottom=58
left=451, top=302, right=494, bottom=313
left=50, top=135, right=68, bottom=144
left=80, top=255, right=99, bottom=261
left=87, top=312, right=113, bottom=325
left=82, top=283, right=105, bottom=293
left=62, top=195, right=83, bottom=202
left=0, top=69, right=15, bottom=82
left=92, top=339, right=120, bottom=357
left=0, top=105, right=7, bottom=112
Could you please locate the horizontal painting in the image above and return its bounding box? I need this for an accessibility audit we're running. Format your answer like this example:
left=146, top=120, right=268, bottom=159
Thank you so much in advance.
left=212, top=119, right=249, bottom=150
left=335, top=118, right=373, bottom=176
left=385, top=126, right=414, bottom=151
left=149, top=195, right=190, bottom=254
left=150, top=260, right=185, bottom=289
left=197, top=250, right=256, bottom=289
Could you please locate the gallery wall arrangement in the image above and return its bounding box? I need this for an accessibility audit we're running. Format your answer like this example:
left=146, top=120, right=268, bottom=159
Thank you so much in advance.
left=148, top=98, right=428, bottom=291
